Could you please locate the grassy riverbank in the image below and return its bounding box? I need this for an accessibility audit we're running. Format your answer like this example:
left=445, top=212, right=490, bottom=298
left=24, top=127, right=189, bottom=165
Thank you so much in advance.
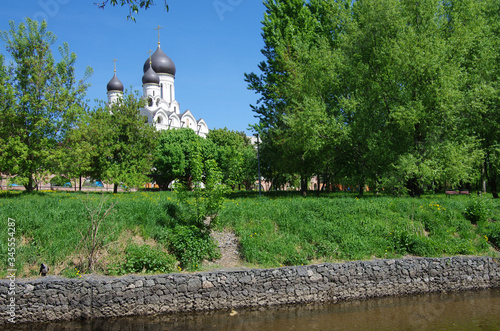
left=219, top=193, right=500, bottom=267
left=0, top=190, right=499, bottom=278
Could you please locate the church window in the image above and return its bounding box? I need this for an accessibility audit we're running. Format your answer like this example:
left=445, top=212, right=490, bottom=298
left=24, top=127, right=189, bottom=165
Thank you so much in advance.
left=157, top=116, right=163, bottom=124
left=148, top=97, right=153, bottom=107
left=170, top=85, right=173, bottom=102
left=160, top=84, right=163, bottom=99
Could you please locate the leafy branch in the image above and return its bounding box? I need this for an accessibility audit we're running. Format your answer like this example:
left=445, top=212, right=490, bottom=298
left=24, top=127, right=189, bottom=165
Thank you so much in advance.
left=95, top=0, right=169, bottom=21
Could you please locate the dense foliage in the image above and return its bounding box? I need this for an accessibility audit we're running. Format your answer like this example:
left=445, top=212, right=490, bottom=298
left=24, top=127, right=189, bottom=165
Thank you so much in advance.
left=152, top=128, right=215, bottom=190
left=247, top=0, right=500, bottom=196
left=52, top=90, right=159, bottom=193
left=206, top=128, right=257, bottom=190
left=0, top=19, right=92, bottom=192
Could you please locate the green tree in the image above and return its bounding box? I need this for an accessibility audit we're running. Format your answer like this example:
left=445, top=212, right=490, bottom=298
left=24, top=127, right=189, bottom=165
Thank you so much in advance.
left=81, top=91, right=158, bottom=193
left=246, top=0, right=350, bottom=194
left=206, top=128, right=256, bottom=190
left=53, top=108, right=103, bottom=191
left=153, top=128, right=215, bottom=190
left=340, top=0, right=485, bottom=195
left=247, top=0, right=491, bottom=196
left=461, top=0, right=500, bottom=197
left=0, top=54, right=15, bottom=188
left=0, top=19, right=92, bottom=192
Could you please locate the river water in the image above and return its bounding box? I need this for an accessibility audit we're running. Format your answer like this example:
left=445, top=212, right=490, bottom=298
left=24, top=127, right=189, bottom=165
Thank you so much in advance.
left=5, top=288, right=500, bottom=330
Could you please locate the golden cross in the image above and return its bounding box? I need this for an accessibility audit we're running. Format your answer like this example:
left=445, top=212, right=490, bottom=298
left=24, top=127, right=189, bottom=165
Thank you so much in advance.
left=148, top=50, right=153, bottom=65
left=154, top=25, right=163, bottom=45
left=112, top=58, right=117, bottom=73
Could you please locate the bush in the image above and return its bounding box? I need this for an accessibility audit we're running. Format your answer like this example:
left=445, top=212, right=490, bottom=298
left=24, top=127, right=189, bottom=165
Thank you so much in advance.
left=167, top=225, right=220, bottom=270
left=464, top=199, right=488, bottom=224
left=114, top=244, right=176, bottom=275
left=50, top=175, right=70, bottom=187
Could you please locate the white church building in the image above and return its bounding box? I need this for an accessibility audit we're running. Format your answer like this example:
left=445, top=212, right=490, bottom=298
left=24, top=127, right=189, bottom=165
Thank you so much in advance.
left=106, top=32, right=209, bottom=137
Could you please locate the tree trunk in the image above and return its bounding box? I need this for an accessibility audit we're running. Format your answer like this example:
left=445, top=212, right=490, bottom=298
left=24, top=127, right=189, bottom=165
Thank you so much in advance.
left=113, top=183, right=118, bottom=194
left=79, top=176, right=82, bottom=191
left=358, top=178, right=365, bottom=196
left=300, top=175, right=308, bottom=196
left=482, top=160, right=487, bottom=193
left=490, top=171, right=498, bottom=199
left=317, top=174, right=321, bottom=195
left=25, top=176, right=34, bottom=193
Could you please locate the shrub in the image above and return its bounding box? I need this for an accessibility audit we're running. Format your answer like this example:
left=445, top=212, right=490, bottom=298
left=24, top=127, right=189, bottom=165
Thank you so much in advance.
left=464, top=199, right=488, bottom=224
left=167, top=225, right=220, bottom=270
left=115, top=244, right=176, bottom=275
left=282, top=251, right=309, bottom=266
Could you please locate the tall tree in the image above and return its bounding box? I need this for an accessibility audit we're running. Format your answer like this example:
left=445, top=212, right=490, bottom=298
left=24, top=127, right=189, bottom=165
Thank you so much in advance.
left=0, top=19, right=92, bottom=192
left=339, top=0, right=485, bottom=195
left=0, top=54, right=14, bottom=183
left=53, top=107, right=103, bottom=191
left=100, top=91, right=158, bottom=193
left=460, top=0, right=500, bottom=197
left=248, top=0, right=492, bottom=196
left=246, top=0, right=350, bottom=195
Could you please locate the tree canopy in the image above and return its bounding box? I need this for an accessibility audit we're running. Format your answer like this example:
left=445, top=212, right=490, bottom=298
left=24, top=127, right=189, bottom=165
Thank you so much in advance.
left=0, top=18, right=92, bottom=192
left=207, top=128, right=257, bottom=190
left=247, top=0, right=500, bottom=196
left=153, top=128, right=215, bottom=190
left=92, top=91, right=158, bottom=193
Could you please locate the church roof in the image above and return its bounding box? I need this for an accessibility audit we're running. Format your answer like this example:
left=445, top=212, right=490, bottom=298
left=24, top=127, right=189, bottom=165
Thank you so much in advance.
left=106, top=73, right=124, bottom=92
left=143, top=45, right=176, bottom=76
left=142, top=65, right=160, bottom=85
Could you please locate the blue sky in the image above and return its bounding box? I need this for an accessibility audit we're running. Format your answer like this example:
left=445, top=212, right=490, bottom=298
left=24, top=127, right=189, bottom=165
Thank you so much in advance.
left=0, top=0, right=266, bottom=134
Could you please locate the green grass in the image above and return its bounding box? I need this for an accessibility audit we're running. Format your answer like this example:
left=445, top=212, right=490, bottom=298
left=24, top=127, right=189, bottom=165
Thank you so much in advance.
left=216, top=192, right=500, bottom=267
left=0, top=190, right=499, bottom=277
left=0, top=190, right=176, bottom=277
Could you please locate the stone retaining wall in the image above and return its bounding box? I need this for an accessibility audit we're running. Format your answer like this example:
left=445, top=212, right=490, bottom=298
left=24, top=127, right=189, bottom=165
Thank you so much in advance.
left=1, top=256, right=499, bottom=324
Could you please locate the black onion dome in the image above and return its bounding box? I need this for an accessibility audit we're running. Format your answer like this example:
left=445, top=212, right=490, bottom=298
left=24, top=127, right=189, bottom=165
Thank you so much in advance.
left=142, top=65, right=160, bottom=85
left=143, top=46, right=176, bottom=76
left=106, top=74, right=124, bottom=92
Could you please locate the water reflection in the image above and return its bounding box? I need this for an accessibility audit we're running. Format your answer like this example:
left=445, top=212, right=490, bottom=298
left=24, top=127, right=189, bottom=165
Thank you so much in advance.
left=5, top=288, right=500, bottom=331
